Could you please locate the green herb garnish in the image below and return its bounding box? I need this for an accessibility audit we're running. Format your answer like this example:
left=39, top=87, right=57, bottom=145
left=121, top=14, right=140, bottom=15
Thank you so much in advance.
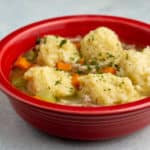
left=77, top=70, right=83, bottom=74
left=91, top=60, right=97, bottom=65
left=87, top=64, right=92, bottom=71
left=114, top=64, right=119, bottom=70
left=107, top=53, right=114, bottom=58
left=95, top=65, right=100, bottom=70
left=69, top=87, right=74, bottom=92
left=55, top=80, right=61, bottom=85
left=36, top=37, right=41, bottom=44
left=99, top=53, right=102, bottom=56
left=55, top=97, right=60, bottom=102
left=70, top=57, right=75, bottom=61
left=59, top=40, right=67, bottom=47
left=126, top=54, right=129, bottom=60
left=119, top=81, right=125, bottom=87
left=108, top=62, right=113, bottom=67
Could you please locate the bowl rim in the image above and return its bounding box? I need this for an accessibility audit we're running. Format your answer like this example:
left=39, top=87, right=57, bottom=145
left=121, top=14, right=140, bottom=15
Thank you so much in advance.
left=0, top=14, right=150, bottom=115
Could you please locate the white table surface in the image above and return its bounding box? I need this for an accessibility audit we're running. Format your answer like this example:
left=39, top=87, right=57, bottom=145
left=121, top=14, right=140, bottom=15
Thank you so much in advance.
left=0, top=0, right=150, bottom=149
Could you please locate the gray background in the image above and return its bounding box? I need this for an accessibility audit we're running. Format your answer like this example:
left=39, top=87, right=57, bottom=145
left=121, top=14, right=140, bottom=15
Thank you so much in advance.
left=0, top=0, right=150, bottom=150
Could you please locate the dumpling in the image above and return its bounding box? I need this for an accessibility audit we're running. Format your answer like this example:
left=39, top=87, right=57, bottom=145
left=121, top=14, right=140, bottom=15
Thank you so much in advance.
left=79, top=73, right=141, bottom=105
left=119, top=48, right=150, bottom=96
left=36, top=35, right=80, bottom=67
left=24, top=66, right=75, bottom=97
left=80, top=27, right=122, bottom=65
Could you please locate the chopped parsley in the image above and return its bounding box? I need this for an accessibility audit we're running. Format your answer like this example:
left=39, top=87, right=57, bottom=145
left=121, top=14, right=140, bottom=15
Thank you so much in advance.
left=88, top=36, right=94, bottom=43
left=100, top=58, right=106, bottom=61
left=119, top=81, right=125, bottom=87
left=36, top=37, right=41, bottom=44
left=104, top=88, right=111, bottom=91
left=126, top=54, right=129, bottom=60
left=69, top=87, right=74, bottom=92
left=106, top=53, right=114, bottom=58
left=59, top=40, right=67, bottom=47
left=90, top=60, right=97, bottom=65
left=95, top=65, right=100, bottom=70
left=41, top=37, right=47, bottom=44
left=98, top=74, right=104, bottom=80
left=99, top=53, right=102, bottom=56
left=77, top=70, right=83, bottom=74
left=55, top=97, right=60, bottom=102
left=114, top=64, right=119, bottom=70
left=55, top=80, right=61, bottom=85
left=108, top=62, right=113, bottom=67
left=87, top=64, right=92, bottom=71
left=70, top=57, right=75, bottom=61
left=73, top=52, right=79, bottom=57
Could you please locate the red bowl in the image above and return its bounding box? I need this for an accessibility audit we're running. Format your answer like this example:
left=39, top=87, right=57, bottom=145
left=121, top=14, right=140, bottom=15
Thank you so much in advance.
left=0, top=15, right=150, bottom=140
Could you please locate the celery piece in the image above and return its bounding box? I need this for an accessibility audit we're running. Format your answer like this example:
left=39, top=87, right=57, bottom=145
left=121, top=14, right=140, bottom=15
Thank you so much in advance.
left=11, top=77, right=27, bottom=92
left=12, top=77, right=26, bottom=88
left=36, top=89, right=56, bottom=103
left=24, top=50, right=37, bottom=62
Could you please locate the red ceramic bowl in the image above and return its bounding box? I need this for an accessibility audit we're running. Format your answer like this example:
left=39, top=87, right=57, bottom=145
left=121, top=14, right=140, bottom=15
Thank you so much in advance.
left=0, top=15, right=150, bottom=140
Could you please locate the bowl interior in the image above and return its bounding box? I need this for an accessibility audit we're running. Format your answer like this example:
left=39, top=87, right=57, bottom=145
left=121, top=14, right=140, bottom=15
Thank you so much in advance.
left=0, top=15, right=150, bottom=114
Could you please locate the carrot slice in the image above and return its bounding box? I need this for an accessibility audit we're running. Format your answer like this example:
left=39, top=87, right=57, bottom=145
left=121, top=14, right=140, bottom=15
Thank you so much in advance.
left=72, top=73, right=80, bottom=89
left=78, top=58, right=85, bottom=65
left=32, top=95, right=41, bottom=99
left=14, top=56, right=32, bottom=70
left=73, top=41, right=81, bottom=49
left=56, top=62, right=72, bottom=71
left=102, top=67, right=116, bottom=74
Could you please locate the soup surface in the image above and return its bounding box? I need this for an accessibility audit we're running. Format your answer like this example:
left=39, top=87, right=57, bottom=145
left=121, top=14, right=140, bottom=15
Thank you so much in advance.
left=10, top=27, right=150, bottom=106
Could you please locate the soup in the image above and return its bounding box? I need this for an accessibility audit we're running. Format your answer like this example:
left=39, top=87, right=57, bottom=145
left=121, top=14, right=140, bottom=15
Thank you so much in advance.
left=10, top=27, right=150, bottom=106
